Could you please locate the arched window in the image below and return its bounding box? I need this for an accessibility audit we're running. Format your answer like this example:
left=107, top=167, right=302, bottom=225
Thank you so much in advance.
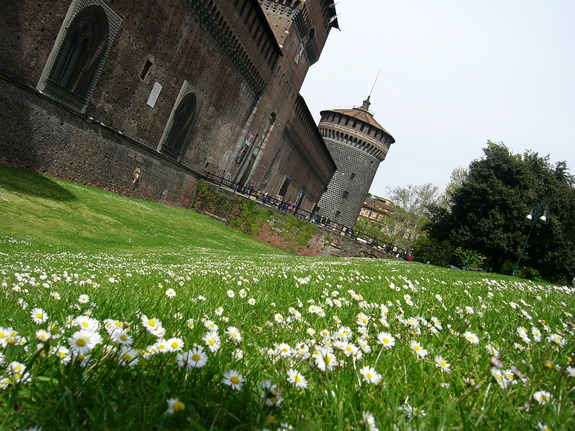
left=39, top=0, right=121, bottom=113
left=159, top=82, right=203, bottom=160
left=49, top=6, right=108, bottom=98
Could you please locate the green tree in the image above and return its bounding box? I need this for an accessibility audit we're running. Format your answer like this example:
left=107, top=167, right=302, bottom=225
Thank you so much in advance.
left=427, top=141, right=575, bottom=282
left=385, top=183, right=442, bottom=251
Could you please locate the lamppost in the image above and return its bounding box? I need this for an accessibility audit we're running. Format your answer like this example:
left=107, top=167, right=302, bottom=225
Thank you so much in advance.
left=512, top=201, right=547, bottom=276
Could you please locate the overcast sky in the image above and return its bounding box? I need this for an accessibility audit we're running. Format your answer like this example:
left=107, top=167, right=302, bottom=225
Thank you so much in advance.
left=300, top=0, right=575, bottom=198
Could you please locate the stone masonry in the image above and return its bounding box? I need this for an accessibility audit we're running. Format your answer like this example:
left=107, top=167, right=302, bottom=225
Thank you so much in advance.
left=0, top=0, right=339, bottom=211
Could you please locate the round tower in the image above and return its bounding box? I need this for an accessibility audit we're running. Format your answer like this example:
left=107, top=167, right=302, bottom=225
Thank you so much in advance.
left=317, top=97, right=395, bottom=228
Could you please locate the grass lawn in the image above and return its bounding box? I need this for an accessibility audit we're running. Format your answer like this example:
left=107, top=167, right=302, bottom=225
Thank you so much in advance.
left=1, top=164, right=574, bottom=430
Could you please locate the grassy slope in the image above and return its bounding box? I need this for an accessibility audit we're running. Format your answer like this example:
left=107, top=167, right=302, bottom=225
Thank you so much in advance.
left=0, top=164, right=287, bottom=255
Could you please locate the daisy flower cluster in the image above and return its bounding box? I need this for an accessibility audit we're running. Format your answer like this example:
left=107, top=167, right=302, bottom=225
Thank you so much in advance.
left=0, top=252, right=573, bottom=430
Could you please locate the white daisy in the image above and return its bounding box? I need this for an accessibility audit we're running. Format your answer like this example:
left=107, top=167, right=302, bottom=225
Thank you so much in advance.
left=166, top=337, right=184, bottom=352
left=74, top=315, right=100, bottom=333
left=203, top=331, right=221, bottom=353
left=359, top=366, right=382, bottom=385
left=226, top=326, right=242, bottom=344
left=30, top=308, right=48, bottom=324
left=177, top=346, right=208, bottom=369
left=410, top=340, right=428, bottom=358
left=533, top=390, right=553, bottom=405
left=110, top=329, right=133, bottom=346
left=78, top=294, right=90, bottom=304
left=287, top=369, right=307, bottom=389
left=166, top=398, right=185, bottom=414
left=118, top=347, right=140, bottom=366
left=141, top=315, right=166, bottom=337
left=377, top=332, right=395, bottom=348
left=68, top=329, right=102, bottom=355
left=435, top=356, right=451, bottom=373
left=35, top=329, right=51, bottom=342
left=223, top=369, right=245, bottom=390
left=260, top=380, right=283, bottom=406
left=463, top=331, right=480, bottom=345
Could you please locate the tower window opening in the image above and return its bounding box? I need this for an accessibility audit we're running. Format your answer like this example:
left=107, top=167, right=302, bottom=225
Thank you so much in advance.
left=140, top=59, right=152, bottom=80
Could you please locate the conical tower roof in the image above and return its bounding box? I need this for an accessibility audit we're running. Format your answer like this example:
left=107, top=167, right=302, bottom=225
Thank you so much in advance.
left=321, top=96, right=395, bottom=142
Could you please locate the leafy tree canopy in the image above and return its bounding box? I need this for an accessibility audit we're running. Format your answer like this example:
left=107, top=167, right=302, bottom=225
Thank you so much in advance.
left=427, top=141, right=575, bottom=283
left=385, top=183, right=442, bottom=251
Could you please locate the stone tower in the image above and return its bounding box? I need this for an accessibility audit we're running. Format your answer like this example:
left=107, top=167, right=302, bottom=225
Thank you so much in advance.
left=317, top=97, right=395, bottom=228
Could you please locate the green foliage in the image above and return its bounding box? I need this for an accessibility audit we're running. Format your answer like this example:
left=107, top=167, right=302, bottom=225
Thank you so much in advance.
left=228, top=198, right=272, bottom=235
left=515, top=266, right=543, bottom=282
left=453, top=247, right=486, bottom=269
left=411, top=234, right=455, bottom=266
left=427, top=142, right=575, bottom=283
left=275, top=213, right=318, bottom=251
left=355, top=218, right=386, bottom=240
left=384, top=183, right=441, bottom=251
left=193, top=180, right=235, bottom=219
left=194, top=181, right=317, bottom=252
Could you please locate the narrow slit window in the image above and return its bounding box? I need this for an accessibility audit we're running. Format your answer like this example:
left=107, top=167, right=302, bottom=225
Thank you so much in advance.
left=140, top=59, right=152, bottom=80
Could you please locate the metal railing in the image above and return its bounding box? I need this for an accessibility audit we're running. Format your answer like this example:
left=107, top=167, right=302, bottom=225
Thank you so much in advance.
left=203, top=172, right=410, bottom=258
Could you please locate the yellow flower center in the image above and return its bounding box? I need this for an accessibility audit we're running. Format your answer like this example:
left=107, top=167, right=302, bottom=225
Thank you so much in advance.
left=76, top=338, right=87, bottom=347
left=295, top=375, right=302, bottom=383
left=230, top=376, right=240, bottom=384
left=414, top=345, right=421, bottom=351
left=81, top=322, right=89, bottom=328
left=36, top=313, right=44, bottom=319
left=148, top=319, right=156, bottom=327
left=120, top=334, right=128, bottom=341
left=173, top=401, right=185, bottom=413
left=192, top=353, right=201, bottom=361
left=171, top=342, right=179, bottom=349
left=122, top=353, right=133, bottom=361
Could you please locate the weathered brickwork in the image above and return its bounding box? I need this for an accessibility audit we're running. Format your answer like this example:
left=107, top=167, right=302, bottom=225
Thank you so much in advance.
left=317, top=98, right=395, bottom=228
left=235, top=0, right=339, bottom=209
left=0, top=0, right=338, bottom=210
left=0, top=79, right=198, bottom=207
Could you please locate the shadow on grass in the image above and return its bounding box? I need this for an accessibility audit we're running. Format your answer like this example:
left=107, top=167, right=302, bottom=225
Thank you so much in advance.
left=0, top=164, right=76, bottom=201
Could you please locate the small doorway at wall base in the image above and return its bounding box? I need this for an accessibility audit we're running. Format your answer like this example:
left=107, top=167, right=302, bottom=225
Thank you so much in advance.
left=278, top=176, right=291, bottom=199
left=295, top=189, right=305, bottom=211
left=238, top=154, right=256, bottom=189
